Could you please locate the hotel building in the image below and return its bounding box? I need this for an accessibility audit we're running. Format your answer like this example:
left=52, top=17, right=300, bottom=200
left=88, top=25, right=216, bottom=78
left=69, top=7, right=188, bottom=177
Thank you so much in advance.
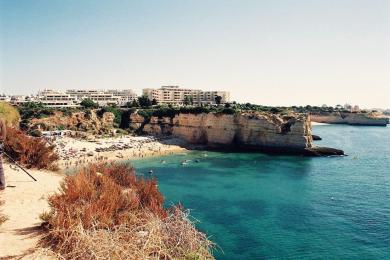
left=65, top=89, right=137, bottom=107
left=142, top=86, right=230, bottom=106
left=38, top=89, right=79, bottom=108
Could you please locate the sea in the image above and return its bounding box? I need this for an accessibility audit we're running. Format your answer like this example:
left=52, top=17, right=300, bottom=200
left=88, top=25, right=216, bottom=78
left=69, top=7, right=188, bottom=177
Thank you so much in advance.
left=130, top=124, right=390, bottom=259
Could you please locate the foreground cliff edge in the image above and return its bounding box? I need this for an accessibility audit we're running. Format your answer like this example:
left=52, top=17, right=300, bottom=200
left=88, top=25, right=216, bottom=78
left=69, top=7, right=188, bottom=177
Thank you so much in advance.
left=128, top=111, right=344, bottom=156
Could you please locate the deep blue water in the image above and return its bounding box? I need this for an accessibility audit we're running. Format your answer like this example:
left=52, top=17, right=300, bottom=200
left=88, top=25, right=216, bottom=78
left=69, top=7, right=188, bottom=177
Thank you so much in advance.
left=130, top=125, right=390, bottom=259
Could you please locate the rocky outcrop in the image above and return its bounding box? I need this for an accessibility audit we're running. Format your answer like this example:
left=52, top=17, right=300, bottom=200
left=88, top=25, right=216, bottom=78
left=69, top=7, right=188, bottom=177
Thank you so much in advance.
left=312, top=134, right=322, bottom=141
left=128, top=111, right=343, bottom=156
left=129, top=113, right=146, bottom=130
left=28, top=110, right=115, bottom=134
left=310, top=112, right=389, bottom=126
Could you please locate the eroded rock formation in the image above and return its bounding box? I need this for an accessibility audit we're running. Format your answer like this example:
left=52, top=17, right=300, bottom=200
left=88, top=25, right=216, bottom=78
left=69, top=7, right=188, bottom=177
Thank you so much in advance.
left=128, top=111, right=342, bottom=155
left=28, top=110, right=115, bottom=134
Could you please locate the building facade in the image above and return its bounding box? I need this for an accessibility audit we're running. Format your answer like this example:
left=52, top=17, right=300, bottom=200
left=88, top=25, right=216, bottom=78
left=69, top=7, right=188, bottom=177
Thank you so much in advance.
left=4, top=87, right=229, bottom=108
left=9, top=95, right=36, bottom=106
left=142, top=86, right=230, bottom=106
left=38, top=89, right=79, bottom=108
left=65, top=89, right=137, bottom=107
left=11, top=89, right=139, bottom=108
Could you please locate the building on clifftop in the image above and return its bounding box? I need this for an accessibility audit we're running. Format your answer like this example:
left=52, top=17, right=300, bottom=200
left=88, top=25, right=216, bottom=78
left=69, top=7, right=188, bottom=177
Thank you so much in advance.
left=142, top=86, right=230, bottom=106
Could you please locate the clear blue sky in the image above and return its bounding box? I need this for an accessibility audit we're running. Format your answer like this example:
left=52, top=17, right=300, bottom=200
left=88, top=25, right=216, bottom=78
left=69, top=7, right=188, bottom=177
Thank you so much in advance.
left=1, top=0, right=389, bottom=108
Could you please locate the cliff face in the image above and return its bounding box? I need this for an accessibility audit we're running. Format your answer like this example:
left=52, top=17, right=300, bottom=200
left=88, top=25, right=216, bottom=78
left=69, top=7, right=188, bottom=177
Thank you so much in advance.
left=130, top=112, right=313, bottom=152
left=310, top=112, right=389, bottom=126
left=29, top=110, right=115, bottom=134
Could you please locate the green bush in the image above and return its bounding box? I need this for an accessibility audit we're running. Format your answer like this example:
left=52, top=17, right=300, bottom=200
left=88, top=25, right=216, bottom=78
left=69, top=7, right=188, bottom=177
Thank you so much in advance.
left=219, top=108, right=237, bottom=115
left=27, top=129, right=42, bottom=137
left=18, top=102, right=54, bottom=123
left=80, top=99, right=98, bottom=109
left=179, top=106, right=211, bottom=114
left=137, top=109, right=153, bottom=122
left=152, top=107, right=179, bottom=118
left=138, top=95, right=152, bottom=108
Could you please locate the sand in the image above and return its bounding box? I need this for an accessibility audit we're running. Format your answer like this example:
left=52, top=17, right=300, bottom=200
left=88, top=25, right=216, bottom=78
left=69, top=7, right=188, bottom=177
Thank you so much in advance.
left=0, top=135, right=188, bottom=258
left=311, top=122, right=331, bottom=126
left=0, top=163, right=63, bottom=258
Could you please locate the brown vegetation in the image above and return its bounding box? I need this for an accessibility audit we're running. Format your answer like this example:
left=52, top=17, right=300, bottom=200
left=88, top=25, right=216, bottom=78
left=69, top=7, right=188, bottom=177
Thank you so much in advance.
left=41, top=162, right=215, bottom=259
left=4, top=127, right=59, bottom=170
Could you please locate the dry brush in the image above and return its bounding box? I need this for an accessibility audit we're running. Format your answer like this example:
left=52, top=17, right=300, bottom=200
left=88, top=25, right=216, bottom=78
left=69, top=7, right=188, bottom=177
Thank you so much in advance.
left=41, top=163, right=215, bottom=259
left=4, top=127, right=59, bottom=170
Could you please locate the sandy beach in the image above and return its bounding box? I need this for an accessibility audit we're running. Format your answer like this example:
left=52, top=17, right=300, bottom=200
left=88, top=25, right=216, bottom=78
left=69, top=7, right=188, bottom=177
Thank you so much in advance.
left=311, top=122, right=331, bottom=126
left=54, top=135, right=188, bottom=170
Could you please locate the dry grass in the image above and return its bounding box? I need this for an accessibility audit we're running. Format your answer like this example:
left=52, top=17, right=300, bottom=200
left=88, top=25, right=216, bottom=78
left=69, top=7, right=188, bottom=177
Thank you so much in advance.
left=41, top=163, right=215, bottom=259
left=0, top=101, right=20, bottom=126
left=4, top=127, right=59, bottom=170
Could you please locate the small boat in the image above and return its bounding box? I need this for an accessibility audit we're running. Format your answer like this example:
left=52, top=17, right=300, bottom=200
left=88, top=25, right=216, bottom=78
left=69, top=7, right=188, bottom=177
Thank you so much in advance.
left=149, top=170, right=154, bottom=174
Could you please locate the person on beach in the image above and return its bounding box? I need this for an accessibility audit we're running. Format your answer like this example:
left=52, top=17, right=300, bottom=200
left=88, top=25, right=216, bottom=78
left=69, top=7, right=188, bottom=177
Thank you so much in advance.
left=0, top=118, right=6, bottom=190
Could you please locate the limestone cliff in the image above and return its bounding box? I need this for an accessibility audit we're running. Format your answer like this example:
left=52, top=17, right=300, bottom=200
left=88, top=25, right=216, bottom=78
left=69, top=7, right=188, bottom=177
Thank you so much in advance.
left=129, top=112, right=324, bottom=154
left=310, top=112, right=389, bottom=126
left=28, top=110, right=115, bottom=134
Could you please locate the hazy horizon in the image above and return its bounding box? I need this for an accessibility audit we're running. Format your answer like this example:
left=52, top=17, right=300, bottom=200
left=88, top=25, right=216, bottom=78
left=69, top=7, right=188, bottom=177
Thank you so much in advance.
left=1, top=0, right=389, bottom=108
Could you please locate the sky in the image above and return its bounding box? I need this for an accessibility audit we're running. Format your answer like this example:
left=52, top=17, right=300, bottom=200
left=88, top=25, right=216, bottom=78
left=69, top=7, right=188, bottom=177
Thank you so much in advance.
left=1, top=0, right=389, bottom=108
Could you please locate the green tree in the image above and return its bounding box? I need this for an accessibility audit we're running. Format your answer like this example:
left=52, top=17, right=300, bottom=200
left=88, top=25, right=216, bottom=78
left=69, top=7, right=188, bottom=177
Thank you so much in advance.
left=138, top=95, right=152, bottom=108
left=215, top=95, right=222, bottom=105
left=127, top=99, right=140, bottom=108
left=152, top=98, right=158, bottom=106
left=184, top=96, right=193, bottom=106
left=80, top=98, right=98, bottom=109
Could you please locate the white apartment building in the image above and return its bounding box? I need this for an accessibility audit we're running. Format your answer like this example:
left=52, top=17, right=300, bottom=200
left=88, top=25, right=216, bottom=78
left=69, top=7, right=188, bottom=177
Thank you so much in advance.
left=66, top=89, right=137, bottom=107
left=0, top=95, right=11, bottom=102
left=105, top=89, right=138, bottom=106
left=38, top=89, right=79, bottom=108
left=142, top=86, right=230, bottom=106
left=9, top=95, right=36, bottom=106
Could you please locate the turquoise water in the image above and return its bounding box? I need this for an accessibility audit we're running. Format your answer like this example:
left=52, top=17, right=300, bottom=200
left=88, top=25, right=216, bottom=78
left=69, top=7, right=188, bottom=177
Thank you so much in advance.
left=130, top=125, right=390, bottom=259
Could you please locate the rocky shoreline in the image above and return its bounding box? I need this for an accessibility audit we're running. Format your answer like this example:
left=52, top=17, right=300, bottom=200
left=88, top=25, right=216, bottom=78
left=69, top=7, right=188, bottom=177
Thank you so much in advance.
left=26, top=109, right=346, bottom=157
left=310, top=112, right=389, bottom=126
left=128, top=111, right=344, bottom=157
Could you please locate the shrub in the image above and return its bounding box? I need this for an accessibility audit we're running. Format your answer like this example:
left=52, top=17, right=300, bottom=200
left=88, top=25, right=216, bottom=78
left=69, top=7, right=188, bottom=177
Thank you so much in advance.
left=219, top=108, right=237, bottom=115
left=41, top=163, right=214, bottom=259
left=4, top=127, right=59, bottom=170
left=0, top=101, right=20, bottom=126
left=80, top=99, right=98, bottom=109
left=138, top=95, right=152, bottom=108
left=152, top=107, right=179, bottom=118
left=27, top=129, right=42, bottom=137
left=179, top=106, right=211, bottom=114
left=18, top=102, right=54, bottom=122
left=137, top=109, right=153, bottom=122
left=59, top=108, right=77, bottom=117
